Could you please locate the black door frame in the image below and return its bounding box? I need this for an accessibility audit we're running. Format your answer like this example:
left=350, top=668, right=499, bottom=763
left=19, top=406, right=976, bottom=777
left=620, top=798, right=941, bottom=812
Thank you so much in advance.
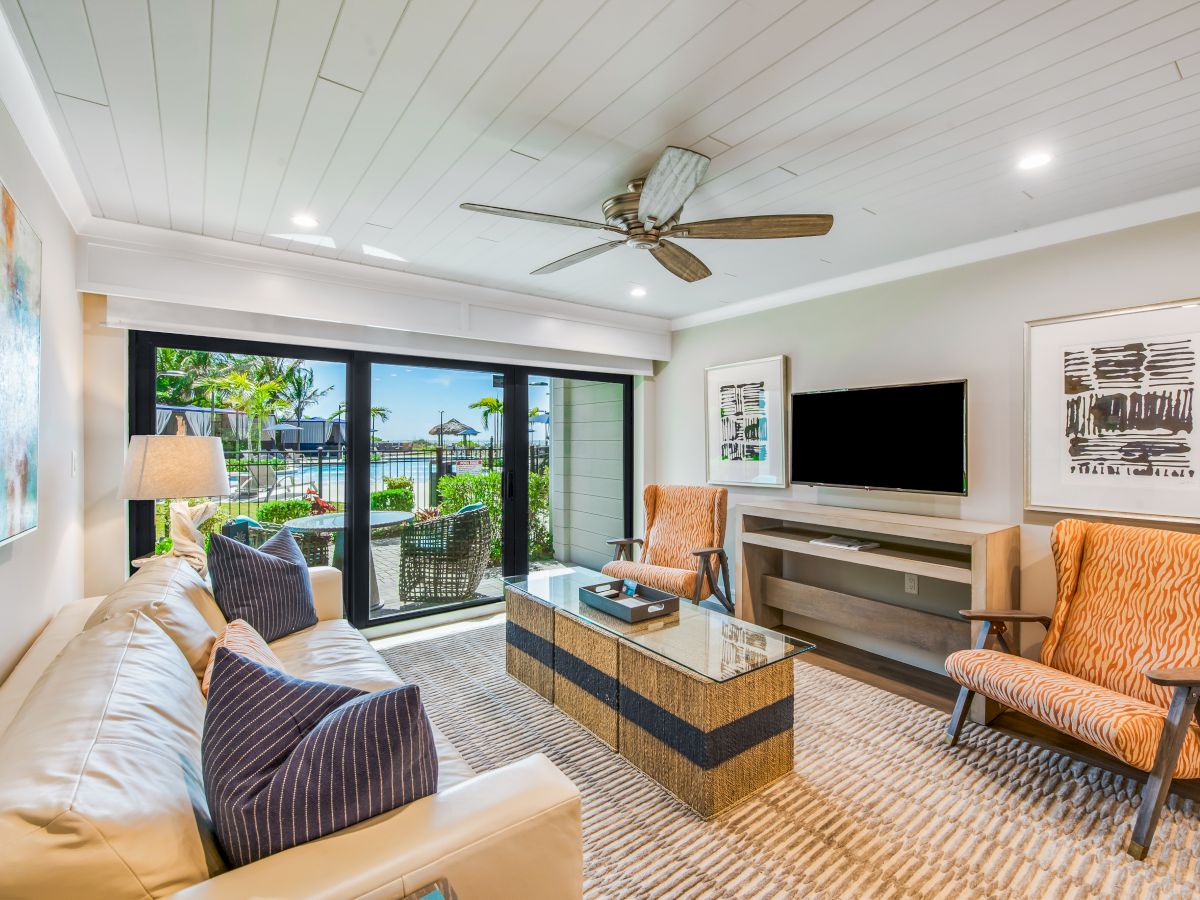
left=129, top=331, right=634, bottom=627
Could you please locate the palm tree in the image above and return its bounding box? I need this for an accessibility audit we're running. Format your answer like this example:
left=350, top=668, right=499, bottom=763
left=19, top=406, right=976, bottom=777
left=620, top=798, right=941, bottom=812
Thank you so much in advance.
left=370, top=405, right=391, bottom=440
left=278, top=367, right=333, bottom=449
left=217, top=372, right=287, bottom=451
left=468, top=397, right=504, bottom=445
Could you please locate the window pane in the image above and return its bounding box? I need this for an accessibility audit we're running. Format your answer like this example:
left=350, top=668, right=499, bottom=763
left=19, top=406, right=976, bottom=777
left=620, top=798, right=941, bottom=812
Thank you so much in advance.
left=368, top=363, right=504, bottom=619
left=544, top=377, right=625, bottom=571
left=154, top=348, right=348, bottom=577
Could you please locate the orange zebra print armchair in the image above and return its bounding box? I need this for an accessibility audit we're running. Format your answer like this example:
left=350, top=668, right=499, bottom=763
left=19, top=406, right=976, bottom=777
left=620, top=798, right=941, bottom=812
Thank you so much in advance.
left=601, top=484, right=733, bottom=613
left=943, top=518, right=1200, bottom=860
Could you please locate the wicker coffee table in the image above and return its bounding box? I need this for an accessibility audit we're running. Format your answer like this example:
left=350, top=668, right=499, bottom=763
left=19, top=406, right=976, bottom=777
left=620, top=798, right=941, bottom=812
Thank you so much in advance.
left=504, top=568, right=813, bottom=817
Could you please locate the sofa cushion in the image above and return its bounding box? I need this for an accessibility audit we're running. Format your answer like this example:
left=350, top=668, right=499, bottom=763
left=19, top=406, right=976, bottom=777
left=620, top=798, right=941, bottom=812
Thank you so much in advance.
left=208, top=530, right=317, bottom=641
left=203, top=649, right=438, bottom=867
left=945, top=648, right=1200, bottom=776
left=202, top=619, right=284, bottom=697
left=0, top=611, right=223, bottom=898
left=86, top=555, right=219, bottom=679
left=270, top=620, right=477, bottom=791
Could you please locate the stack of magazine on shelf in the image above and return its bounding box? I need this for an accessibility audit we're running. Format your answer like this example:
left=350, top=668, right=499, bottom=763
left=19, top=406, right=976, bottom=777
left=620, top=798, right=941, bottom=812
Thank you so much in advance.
left=809, top=535, right=881, bottom=551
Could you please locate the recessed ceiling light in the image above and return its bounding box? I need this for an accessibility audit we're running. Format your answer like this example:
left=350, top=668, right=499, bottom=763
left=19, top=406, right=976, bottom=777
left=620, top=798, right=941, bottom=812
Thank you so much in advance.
left=630, top=285, right=647, bottom=298
left=290, top=212, right=319, bottom=228
left=1017, top=151, right=1053, bottom=171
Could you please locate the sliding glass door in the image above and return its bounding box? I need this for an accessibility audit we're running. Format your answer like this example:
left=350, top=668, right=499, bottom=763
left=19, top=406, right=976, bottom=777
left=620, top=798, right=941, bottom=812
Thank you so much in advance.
left=130, top=332, right=633, bottom=629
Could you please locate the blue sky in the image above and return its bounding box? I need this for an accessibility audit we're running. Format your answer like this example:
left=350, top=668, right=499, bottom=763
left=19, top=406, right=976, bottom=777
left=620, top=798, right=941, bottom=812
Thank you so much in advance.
left=305, top=360, right=550, bottom=442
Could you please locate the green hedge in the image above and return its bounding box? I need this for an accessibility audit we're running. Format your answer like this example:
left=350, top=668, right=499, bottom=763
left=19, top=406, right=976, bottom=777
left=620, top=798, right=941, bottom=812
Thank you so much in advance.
left=382, top=475, right=413, bottom=492
left=256, top=498, right=313, bottom=524
left=437, top=470, right=552, bottom=564
left=370, top=487, right=414, bottom=512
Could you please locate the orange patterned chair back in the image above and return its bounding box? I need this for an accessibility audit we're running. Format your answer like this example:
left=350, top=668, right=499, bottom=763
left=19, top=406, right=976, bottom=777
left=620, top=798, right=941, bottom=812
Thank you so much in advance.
left=641, top=485, right=727, bottom=572
left=1043, top=519, right=1200, bottom=708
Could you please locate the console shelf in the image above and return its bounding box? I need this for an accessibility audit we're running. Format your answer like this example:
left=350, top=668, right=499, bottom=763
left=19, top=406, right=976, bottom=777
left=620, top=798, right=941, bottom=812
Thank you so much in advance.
left=735, top=502, right=1020, bottom=723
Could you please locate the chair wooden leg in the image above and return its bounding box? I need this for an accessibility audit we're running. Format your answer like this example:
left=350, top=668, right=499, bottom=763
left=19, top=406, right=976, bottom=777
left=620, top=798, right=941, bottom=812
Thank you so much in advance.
left=944, top=686, right=975, bottom=746
left=1128, top=685, right=1200, bottom=860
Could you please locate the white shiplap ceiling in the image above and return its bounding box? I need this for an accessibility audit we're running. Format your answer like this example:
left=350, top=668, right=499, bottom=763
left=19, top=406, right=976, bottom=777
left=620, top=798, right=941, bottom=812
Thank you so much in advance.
left=4, top=0, right=1200, bottom=322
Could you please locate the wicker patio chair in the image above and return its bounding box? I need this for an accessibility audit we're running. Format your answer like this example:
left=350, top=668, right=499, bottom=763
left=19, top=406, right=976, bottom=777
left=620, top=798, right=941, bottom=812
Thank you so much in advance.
left=246, top=521, right=335, bottom=568
left=396, top=505, right=491, bottom=604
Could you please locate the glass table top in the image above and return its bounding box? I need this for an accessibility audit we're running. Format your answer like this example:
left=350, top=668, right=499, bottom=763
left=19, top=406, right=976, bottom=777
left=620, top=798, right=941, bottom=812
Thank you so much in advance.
left=504, top=568, right=813, bottom=683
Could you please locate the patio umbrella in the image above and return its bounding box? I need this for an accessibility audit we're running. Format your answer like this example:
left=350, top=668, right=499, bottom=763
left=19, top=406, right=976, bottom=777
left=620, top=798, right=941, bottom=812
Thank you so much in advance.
left=428, top=417, right=471, bottom=437
left=457, top=425, right=480, bottom=446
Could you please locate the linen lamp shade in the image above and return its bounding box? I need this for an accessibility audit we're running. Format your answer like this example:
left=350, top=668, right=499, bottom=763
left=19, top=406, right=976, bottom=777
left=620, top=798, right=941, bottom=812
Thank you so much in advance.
left=120, top=435, right=231, bottom=500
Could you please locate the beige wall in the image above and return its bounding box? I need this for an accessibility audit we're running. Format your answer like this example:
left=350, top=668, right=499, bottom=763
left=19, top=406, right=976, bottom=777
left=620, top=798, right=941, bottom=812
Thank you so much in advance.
left=82, top=293, right=127, bottom=596
left=0, top=95, right=83, bottom=681
left=655, top=212, right=1200, bottom=657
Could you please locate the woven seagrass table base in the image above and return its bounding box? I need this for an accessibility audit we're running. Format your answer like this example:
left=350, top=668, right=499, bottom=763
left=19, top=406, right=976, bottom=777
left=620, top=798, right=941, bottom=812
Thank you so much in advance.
left=505, top=586, right=793, bottom=816
left=381, top=623, right=1200, bottom=900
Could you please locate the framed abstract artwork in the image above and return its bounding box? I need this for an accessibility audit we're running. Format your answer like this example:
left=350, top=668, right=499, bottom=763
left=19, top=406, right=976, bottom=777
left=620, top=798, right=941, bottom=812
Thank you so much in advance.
left=1026, top=298, right=1200, bottom=522
left=705, top=355, right=787, bottom=488
left=1, top=181, right=41, bottom=547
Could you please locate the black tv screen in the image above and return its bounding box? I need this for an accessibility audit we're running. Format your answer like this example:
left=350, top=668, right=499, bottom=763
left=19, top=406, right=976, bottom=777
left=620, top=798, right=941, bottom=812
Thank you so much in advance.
left=791, top=380, right=967, bottom=495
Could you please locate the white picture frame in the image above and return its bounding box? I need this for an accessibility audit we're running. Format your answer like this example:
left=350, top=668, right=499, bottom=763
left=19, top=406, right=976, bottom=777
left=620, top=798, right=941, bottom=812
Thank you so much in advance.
left=1026, top=297, right=1200, bottom=523
left=705, top=355, right=788, bottom=489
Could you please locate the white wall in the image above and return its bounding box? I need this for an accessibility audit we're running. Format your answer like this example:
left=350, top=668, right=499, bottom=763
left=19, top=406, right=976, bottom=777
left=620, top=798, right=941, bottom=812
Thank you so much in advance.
left=0, top=95, right=82, bottom=680
left=654, top=212, right=1200, bottom=656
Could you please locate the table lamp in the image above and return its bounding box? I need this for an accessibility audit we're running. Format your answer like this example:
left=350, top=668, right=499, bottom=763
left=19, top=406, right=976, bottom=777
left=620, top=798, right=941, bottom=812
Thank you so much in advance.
left=120, top=434, right=231, bottom=574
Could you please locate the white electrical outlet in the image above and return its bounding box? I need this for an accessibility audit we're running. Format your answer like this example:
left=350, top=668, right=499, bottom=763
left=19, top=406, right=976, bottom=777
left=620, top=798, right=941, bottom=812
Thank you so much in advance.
left=904, top=573, right=919, bottom=595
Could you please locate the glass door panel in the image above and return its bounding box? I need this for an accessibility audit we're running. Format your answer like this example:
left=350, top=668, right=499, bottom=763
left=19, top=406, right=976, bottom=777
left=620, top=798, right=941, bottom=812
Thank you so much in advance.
left=152, top=346, right=348, bottom=573
left=367, top=362, right=504, bottom=620
left=541, top=376, right=628, bottom=572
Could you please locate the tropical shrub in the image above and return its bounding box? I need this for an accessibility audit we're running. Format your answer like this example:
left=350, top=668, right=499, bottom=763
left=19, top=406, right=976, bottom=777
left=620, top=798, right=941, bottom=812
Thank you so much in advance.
left=370, top=487, right=414, bottom=512
left=383, top=475, right=414, bottom=492
left=256, top=498, right=313, bottom=524
left=437, top=469, right=553, bottom=564
left=225, top=458, right=287, bottom=471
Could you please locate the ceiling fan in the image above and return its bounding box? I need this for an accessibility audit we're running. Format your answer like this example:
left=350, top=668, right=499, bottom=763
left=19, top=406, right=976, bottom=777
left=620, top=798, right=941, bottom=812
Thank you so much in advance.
left=460, top=146, right=833, bottom=283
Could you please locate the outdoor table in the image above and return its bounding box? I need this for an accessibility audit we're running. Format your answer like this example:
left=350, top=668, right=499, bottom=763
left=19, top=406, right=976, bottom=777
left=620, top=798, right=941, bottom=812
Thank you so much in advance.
left=284, top=511, right=415, bottom=610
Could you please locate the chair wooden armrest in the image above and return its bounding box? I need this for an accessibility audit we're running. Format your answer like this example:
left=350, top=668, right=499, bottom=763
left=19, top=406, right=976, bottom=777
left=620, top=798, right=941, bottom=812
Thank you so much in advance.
left=606, top=537, right=642, bottom=562
left=958, top=609, right=1052, bottom=628
left=691, top=546, right=727, bottom=558
left=1144, top=666, right=1200, bottom=687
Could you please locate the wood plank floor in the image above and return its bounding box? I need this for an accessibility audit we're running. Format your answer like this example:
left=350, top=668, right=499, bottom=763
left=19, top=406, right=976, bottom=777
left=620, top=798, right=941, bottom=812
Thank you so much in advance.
left=784, top=627, right=1200, bottom=803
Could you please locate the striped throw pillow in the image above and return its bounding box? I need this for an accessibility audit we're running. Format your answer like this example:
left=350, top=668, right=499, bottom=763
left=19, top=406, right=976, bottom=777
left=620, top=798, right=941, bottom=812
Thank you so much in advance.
left=208, top=530, right=316, bottom=642
left=203, top=648, right=438, bottom=867
left=202, top=619, right=283, bottom=697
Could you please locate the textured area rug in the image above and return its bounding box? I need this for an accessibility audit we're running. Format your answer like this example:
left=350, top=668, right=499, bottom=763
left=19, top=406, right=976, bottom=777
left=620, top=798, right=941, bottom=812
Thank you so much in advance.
left=378, top=623, right=1200, bottom=899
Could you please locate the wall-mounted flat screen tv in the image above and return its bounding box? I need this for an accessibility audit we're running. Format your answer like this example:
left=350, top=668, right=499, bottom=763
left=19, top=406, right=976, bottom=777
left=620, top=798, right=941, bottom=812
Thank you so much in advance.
left=790, top=380, right=967, bottom=495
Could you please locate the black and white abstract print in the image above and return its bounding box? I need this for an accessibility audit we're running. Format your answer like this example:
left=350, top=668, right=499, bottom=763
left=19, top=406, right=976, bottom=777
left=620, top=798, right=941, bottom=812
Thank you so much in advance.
left=719, top=381, right=767, bottom=462
left=1063, top=336, right=1196, bottom=479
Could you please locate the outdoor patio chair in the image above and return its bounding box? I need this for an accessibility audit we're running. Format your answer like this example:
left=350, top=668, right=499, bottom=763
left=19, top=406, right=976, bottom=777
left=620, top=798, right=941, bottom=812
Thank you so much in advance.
left=245, top=521, right=335, bottom=568
left=944, top=519, right=1200, bottom=860
left=396, top=505, right=491, bottom=604
left=602, top=484, right=732, bottom=612
left=237, top=463, right=315, bottom=501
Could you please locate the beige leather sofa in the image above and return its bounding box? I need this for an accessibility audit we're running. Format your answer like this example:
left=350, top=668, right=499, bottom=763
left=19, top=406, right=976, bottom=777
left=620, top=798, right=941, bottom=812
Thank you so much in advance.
left=0, top=559, right=582, bottom=899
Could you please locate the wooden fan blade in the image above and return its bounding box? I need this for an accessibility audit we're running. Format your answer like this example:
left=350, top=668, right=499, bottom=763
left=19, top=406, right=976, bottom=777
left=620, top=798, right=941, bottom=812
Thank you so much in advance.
left=460, top=203, right=619, bottom=233
left=638, top=147, right=710, bottom=226
left=532, top=241, right=624, bottom=275
left=649, top=239, right=711, bottom=283
left=671, top=214, right=833, bottom=239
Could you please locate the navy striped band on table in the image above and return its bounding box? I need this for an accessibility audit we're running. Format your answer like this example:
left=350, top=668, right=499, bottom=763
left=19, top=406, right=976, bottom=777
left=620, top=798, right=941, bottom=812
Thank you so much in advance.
left=620, top=689, right=793, bottom=771
left=508, top=620, right=618, bottom=709
left=506, top=620, right=553, bottom=667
